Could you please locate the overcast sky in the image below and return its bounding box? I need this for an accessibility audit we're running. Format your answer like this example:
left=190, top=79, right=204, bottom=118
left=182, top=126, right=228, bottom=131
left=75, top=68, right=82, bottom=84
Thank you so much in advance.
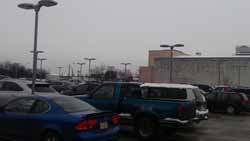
left=2, top=0, right=250, bottom=74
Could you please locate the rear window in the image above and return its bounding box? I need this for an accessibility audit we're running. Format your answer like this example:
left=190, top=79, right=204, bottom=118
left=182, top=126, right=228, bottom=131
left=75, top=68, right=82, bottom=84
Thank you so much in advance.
left=142, top=87, right=187, bottom=100
left=53, top=96, right=96, bottom=113
left=28, top=84, right=56, bottom=93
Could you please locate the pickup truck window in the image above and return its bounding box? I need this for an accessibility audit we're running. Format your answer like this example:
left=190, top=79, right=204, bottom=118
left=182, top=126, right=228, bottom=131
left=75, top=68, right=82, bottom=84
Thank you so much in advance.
left=121, top=84, right=141, bottom=99
left=141, top=87, right=187, bottom=100
left=92, top=84, right=115, bottom=99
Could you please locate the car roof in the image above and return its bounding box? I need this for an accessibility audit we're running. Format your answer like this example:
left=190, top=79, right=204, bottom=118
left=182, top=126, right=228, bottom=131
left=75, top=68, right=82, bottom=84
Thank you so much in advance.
left=141, top=83, right=198, bottom=89
left=0, top=78, right=49, bottom=85
left=14, top=94, right=71, bottom=100
left=103, top=81, right=143, bottom=85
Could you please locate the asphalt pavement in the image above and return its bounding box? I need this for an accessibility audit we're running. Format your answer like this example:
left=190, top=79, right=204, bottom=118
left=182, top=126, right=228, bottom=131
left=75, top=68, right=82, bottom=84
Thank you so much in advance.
left=119, top=113, right=250, bottom=141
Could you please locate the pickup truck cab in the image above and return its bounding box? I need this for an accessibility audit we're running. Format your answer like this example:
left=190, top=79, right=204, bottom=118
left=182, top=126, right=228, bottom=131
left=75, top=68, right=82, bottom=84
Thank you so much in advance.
left=76, top=82, right=198, bottom=139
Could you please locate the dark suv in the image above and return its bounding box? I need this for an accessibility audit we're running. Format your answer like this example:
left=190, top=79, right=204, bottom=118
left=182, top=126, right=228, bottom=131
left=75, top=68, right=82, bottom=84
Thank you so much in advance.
left=206, top=92, right=248, bottom=114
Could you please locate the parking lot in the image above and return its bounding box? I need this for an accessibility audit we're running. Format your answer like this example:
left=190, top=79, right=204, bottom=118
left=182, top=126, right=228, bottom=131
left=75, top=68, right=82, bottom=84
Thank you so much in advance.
left=120, top=113, right=250, bottom=141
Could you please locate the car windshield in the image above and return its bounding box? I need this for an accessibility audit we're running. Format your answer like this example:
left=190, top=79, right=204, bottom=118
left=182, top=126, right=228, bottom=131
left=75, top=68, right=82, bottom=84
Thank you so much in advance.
left=53, top=96, right=96, bottom=113
left=27, top=84, right=56, bottom=93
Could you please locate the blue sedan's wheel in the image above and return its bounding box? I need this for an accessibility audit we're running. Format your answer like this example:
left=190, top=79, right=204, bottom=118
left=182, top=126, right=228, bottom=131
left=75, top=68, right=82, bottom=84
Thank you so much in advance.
left=43, top=132, right=61, bottom=141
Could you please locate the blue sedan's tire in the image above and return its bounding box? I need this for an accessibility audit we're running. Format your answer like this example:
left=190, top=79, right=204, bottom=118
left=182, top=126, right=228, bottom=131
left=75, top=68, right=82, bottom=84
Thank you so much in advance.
left=42, top=132, right=62, bottom=141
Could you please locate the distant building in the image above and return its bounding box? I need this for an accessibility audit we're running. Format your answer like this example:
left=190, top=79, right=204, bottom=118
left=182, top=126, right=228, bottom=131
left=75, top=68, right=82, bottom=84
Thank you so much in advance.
left=139, top=49, right=250, bottom=87
left=236, top=45, right=250, bottom=56
left=139, top=50, right=188, bottom=82
left=153, top=56, right=250, bottom=86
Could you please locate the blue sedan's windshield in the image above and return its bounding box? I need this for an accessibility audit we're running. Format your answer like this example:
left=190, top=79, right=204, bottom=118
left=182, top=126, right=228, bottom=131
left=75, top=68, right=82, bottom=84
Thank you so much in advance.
left=53, top=97, right=96, bottom=113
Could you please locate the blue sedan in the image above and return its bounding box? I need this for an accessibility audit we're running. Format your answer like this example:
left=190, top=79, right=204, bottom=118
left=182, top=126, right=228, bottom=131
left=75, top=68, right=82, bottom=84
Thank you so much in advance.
left=0, top=95, right=119, bottom=141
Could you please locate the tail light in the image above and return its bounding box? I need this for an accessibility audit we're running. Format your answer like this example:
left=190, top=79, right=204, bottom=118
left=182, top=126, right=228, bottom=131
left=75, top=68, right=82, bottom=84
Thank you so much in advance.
left=241, top=100, right=246, bottom=106
left=177, top=104, right=183, bottom=115
left=75, top=119, right=97, bottom=131
left=112, top=115, right=119, bottom=125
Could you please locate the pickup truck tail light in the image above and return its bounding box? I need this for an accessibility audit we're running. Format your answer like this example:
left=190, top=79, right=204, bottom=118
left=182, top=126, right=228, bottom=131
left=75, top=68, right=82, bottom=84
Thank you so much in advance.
left=75, top=119, right=97, bottom=131
left=177, top=104, right=183, bottom=114
left=112, top=115, right=119, bottom=125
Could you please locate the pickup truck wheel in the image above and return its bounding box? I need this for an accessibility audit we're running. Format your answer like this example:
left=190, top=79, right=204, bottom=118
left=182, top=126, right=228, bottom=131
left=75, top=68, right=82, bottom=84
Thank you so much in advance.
left=135, top=117, right=158, bottom=140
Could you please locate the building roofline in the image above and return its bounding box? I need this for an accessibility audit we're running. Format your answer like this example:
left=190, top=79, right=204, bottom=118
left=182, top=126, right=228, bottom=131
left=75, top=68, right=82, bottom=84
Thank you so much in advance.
left=157, top=55, right=250, bottom=59
left=141, top=83, right=198, bottom=89
left=149, top=49, right=188, bottom=55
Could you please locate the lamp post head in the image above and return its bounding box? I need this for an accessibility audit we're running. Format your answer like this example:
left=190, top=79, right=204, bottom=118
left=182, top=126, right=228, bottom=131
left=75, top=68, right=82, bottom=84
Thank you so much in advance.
left=39, top=0, right=57, bottom=7
left=160, top=44, right=184, bottom=48
left=18, top=3, right=35, bottom=10
left=38, top=58, right=47, bottom=61
left=77, top=62, right=85, bottom=65
left=160, top=44, right=171, bottom=48
left=121, top=63, right=131, bottom=65
left=174, top=44, right=184, bottom=47
left=84, top=58, right=96, bottom=61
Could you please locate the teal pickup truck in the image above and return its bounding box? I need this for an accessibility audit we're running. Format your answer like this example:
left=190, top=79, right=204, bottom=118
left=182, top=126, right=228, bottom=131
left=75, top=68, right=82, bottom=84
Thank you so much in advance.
left=76, top=82, right=201, bottom=139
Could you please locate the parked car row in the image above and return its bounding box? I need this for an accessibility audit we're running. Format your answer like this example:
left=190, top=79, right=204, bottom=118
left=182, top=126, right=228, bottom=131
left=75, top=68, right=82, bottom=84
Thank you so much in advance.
left=0, top=78, right=210, bottom=140
left=3, top=78, right=250, bottom=140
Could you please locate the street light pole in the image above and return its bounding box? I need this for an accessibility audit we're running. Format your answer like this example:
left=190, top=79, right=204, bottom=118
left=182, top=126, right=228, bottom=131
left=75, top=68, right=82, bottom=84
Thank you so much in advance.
left=121, top=63, right=131, bottom=77
left=160, top=44, right=184, bottom=83
left=76, top=62, right=85, bottom=80
left=18, top=0, right=57, bottom=94
left=37, top=58, right=47, bottom=71
left=84, top=58, right=96, bottom=80
left=57, top=67, right=63, bottom=79
left=37, top=58, right=47, bottom=80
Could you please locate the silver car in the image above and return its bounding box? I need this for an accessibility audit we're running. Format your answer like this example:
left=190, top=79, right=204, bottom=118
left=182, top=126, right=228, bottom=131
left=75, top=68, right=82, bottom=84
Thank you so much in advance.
left=0, top=79, right=59, bottom=106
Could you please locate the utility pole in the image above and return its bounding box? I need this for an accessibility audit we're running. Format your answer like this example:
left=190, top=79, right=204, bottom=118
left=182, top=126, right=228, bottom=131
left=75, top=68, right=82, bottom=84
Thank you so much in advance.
left=160, top=44, right=184, bottom=83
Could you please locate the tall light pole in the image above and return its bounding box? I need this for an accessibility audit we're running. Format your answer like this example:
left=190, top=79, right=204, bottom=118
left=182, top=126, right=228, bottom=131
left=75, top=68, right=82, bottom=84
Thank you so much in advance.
left=57, top=67, right=63, bottom=79
left=37, top=58, right=47, bottom=71
left=121, top=63, right=131, bottom=77
left=18, top=0, right=57, bottom=94
left=75, top=62, right=85, bottom=80
left=84, top=58, right=96, bottom=79
left=160, top=44, right=184, bottom=83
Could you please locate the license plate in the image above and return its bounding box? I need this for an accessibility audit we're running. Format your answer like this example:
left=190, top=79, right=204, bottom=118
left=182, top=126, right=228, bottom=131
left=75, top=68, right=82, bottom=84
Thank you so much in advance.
left=100, top=122, right=108, bottom=129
